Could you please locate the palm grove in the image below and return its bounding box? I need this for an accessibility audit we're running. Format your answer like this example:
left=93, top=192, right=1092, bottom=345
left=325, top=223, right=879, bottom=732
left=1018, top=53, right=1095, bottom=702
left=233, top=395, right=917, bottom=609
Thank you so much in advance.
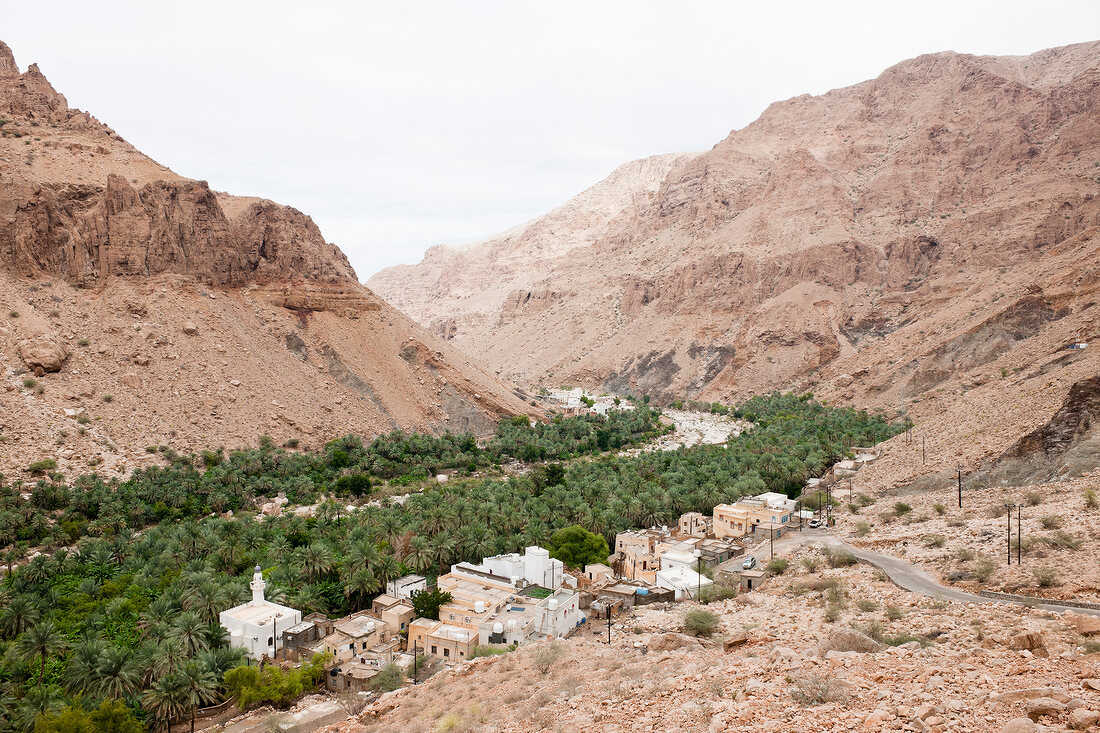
left=0, top=393, right=902, bottom=730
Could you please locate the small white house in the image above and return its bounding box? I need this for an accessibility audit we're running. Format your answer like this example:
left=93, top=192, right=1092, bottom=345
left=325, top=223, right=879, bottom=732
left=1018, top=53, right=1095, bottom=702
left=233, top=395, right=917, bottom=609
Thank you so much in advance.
left=219, top=566, right=301, bottom=661
left=655, top=565, right=712, bottom=601
left=386, top=574, right=427, bottom=600
left=454, top=546, right=568, bottom=590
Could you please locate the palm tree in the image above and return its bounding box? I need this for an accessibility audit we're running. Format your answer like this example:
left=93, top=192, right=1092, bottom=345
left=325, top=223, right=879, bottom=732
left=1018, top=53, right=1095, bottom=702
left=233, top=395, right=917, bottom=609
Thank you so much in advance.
left=182, top=581, right=228, bottom=624
left=180, top=662, right=219, bottom=733
left=298, top=543, right=335, bottom=584
left=16, top=620, right=69, bottom=685
left=343, top=569, right=380, bottom=611
left=95, top=645, right=141, bottom=700
left=171, top=611, right=211, bottom=658
left=403, top=536, right=433, bottom=573
left=143, top=673, right=188, bottom=733
left=64, top=637, right=107, bottom=694
left=0, top=594, right=40, bottom=639
left=16, top=685, right=64, bottom=730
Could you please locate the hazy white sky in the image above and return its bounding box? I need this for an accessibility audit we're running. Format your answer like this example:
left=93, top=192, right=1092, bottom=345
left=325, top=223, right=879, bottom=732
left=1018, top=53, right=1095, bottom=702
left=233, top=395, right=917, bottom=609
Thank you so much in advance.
left=4, top=2, right=1098, bottom=279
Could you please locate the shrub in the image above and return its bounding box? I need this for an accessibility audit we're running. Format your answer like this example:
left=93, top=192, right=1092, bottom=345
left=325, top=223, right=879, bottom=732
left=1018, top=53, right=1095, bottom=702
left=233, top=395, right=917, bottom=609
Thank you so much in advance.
left=791, top=673, right=848, bottom=705
left=766, top=558, right=789, bottom=575
left=698, top=579, right=738, bottom=604
left=1041, top=531, right=1081, bottom=550
left=683, top=609, right=720, bottom=637
left=1039, top=515, right=1063, bottom=530
left=101, top=394, right=113, bottom=403
left=369, top=663, right=404, bottom=692
left=956, top=548, right=975, bottom=562
left=885, top=606, right=904, bottom=621
left=1086, top=488, right=1098, bottom=509
left=225, top=653, right=329, bottom=709
left=27, top=459, right=58, bottom=474
left=470, top=645, right=508, bottom=658
left=824, top=548, right=857, bottom=568
left=800, top=556, right=822, bottom=573
left=854, top=521, right=871, bottom=537
left=76, top=414, right=90, bottom=425
left=933, top=503, right=946, bottom=515
left=893, top=502, right=912, bottom=516
left=22, top=377, right=37, bottom=389
left=1025, top=491, right=1042, bottom=506
left=77, top=338, right=89, bottom=346
left=856, top=599, right=879, bottom=612
left=923, top=534, right=946, bottom=548
left=856, top=493, right=876, bottom=507
left=532, top=641, right=565, bottom=673
left=824, top=604, right=841, bottom=623
left=1033, top=567, right=1058, bottom=587
left=972, top=559, right=996, bottom=583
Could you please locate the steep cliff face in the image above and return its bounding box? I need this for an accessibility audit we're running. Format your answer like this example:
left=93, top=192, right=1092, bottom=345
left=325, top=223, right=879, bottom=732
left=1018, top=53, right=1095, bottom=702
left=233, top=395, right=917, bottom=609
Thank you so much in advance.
left=0, top=40, right=534, bottom=476
left=370, top=40, right=1100, bottom=486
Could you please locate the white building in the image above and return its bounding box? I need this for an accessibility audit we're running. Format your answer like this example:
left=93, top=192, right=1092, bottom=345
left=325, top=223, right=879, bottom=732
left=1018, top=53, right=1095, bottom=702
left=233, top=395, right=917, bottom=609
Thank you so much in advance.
left=658, top=541, right=700, bottom=573
left=453, top=546, right=570, bottom=590
left=219, top=566, right=302, bottom=661
left=480, top=588, right=582, bottom=646
left=386, top=574, right=427, bottom=600
left=655, top=565, right=713, bottom=601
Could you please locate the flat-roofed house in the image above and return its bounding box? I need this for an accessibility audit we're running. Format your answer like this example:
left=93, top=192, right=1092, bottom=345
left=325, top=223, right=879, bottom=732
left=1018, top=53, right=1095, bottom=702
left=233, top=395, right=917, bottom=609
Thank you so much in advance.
left=713, top=493, right=797, bottom=539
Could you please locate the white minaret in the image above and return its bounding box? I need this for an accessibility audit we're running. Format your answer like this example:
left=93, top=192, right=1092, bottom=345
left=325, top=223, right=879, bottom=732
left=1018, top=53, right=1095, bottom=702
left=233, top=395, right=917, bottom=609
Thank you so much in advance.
left=250, top=565, right=266, bottom=604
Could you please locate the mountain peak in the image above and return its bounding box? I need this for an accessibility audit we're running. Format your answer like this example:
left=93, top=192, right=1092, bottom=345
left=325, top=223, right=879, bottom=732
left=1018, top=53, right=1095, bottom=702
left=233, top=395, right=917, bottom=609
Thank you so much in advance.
left=0, top=40, right=17, bottom=77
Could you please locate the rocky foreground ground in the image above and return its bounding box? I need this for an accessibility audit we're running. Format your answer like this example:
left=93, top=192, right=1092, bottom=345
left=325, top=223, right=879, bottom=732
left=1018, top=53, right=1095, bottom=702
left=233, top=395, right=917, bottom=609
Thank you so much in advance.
left=311, top=542, right=1100, bottom=733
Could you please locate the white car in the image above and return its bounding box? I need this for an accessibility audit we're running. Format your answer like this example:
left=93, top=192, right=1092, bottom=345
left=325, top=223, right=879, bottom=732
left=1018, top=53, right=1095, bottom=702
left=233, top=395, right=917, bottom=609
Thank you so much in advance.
left=742, top=556, right=757, bottom=570
left=808, top=519, right=824, bottom=529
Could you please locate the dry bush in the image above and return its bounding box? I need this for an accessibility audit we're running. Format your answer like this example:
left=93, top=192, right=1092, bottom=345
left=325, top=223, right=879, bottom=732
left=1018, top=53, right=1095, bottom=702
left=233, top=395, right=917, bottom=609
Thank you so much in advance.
left=791, top=673, right=849, bottom=705
left=1040, top=515, right=1063, bottom=529
left=531, top=641, right=564, bottom=674
left=885, top=606, right=904, bottom=621
left=923, top=534, right=946, bottom=548
left=856, top=599, right=879, bottom=612
left=683, top=609, right=720, bottom=637
left=1033, top=567, right=1058, bottom=587
left=854, top=522, right=871, bottom=537
left=817, top=627, right=886, bottom=655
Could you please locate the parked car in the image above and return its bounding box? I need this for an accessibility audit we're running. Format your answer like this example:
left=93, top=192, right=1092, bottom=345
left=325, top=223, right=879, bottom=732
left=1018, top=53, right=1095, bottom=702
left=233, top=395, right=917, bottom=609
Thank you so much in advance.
left=742, top=556, right=757, bottom=570
left=808, top=519, right=823, bottom=529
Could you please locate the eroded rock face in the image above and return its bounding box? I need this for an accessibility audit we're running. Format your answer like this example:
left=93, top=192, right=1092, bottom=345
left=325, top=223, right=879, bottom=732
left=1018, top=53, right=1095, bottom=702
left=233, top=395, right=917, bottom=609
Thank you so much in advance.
left=369, top=40, right=1100, bottom=408
left=17, top=335, right=69, bottom=373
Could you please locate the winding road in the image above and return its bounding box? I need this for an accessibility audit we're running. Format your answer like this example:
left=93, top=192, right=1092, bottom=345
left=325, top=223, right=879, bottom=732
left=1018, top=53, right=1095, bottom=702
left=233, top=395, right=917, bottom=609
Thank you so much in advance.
left=742, top=527, right=1100, bottom=618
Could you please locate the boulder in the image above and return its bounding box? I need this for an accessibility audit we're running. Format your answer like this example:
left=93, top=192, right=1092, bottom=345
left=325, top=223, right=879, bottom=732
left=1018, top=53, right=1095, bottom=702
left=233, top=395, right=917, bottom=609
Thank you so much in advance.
left=647, top=633, right=702, bottom=652
left=1025, top=697, right=1065, bottom=721
left=999, top=719, right=1037, bottom=733
left=1070, top=707, right=1100, bottom=729
left=723, top=632, right=750, bottom=651
left=817, top=627, right=886, bottom=656
left=182, top=321, right=198, bottom=335
left=1010, top=631, right=1046, bottom=655
left=1069, top=612, right=1100, bottom=636
left=17, top=335, right=69, bottom=373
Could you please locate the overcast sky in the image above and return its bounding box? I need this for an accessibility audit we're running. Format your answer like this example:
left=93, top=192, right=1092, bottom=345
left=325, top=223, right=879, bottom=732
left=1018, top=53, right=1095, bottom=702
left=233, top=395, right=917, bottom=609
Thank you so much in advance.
left=4, top=2, right=1098, bottom=279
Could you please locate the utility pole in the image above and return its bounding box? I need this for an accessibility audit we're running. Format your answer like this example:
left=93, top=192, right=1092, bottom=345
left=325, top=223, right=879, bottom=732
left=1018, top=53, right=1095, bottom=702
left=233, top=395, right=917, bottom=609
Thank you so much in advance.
left=606, top=605, right=612, bottom=645
left=956, top=465, right=963, bottom=508
left=770, top=526, right=775, bottom=560
left=922, top=437, right=926, bottom=465
left=1006, top=505, right=1012, bottom=566
left=1017, top=504, right=1022, bottom=566
left=412, top=641, right=418, bottom=684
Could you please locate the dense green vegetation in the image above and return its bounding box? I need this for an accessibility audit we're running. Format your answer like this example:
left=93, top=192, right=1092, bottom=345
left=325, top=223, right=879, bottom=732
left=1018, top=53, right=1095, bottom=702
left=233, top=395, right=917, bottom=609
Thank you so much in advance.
left=546, top=525, right=610, bottom=569
left=0, top=393, right=901, bottom=731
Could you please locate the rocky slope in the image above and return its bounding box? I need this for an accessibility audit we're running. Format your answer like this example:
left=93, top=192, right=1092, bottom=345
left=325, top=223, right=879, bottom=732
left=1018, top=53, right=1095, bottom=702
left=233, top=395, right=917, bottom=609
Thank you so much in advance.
left=0, top=40, right=533, bottom=477
left=370, top=41, right=1100, bottom=487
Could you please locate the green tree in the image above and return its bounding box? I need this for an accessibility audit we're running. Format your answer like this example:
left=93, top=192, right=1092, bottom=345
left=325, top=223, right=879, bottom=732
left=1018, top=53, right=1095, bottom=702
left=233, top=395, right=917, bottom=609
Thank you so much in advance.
left=180, top=661, right=219, bottom=733
left=546, top=525, right=609, bottom=569
left=17, top=620, right=70, bottom=686
left=409, top=588, right=453, bottom=621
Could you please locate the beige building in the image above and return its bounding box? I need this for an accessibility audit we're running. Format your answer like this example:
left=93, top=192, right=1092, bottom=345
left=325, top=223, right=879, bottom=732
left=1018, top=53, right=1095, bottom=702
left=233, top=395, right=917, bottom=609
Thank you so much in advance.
left=613, top=528, right=672, bottom=583
left=712, top=493, right=796, bottom=539
left=316, top=611, right=394, bottom=664
left=408, top=618, right=477, bottom=663
left=678, top=512, right=711, bottom=538
left=371, top=594, right=415, bottom=636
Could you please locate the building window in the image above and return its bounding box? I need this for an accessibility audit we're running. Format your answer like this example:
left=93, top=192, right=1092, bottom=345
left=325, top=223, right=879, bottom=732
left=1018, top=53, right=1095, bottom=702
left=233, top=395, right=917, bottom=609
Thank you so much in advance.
left=267, top=637, right=273, bottom=646
left=431, top=645, right=437, bottom=655
left=443, top=648, right=450, bottom=658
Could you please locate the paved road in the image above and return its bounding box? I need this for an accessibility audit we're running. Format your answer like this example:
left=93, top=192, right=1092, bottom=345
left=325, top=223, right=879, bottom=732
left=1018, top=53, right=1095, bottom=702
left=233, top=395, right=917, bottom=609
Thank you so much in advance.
left=745, top=528, right=1100, bottom=618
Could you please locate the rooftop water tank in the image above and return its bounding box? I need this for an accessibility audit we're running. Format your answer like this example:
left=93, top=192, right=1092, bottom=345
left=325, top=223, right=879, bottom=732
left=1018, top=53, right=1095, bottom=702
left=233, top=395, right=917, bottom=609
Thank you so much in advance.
left=474, top=601, right=486, bottom=613
left=493, top=622, right=504, bottom=634
left=548, top=598, right=559, bottom=611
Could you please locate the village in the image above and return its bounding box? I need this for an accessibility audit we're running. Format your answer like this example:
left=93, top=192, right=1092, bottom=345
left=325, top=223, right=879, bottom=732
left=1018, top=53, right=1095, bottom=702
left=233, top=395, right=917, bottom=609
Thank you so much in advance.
left=213, top=443, right=883, bottom=714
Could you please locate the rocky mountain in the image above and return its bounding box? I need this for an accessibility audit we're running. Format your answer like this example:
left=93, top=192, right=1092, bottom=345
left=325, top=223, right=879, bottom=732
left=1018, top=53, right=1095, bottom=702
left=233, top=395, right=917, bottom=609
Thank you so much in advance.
left=370, top=40, right=1100, bottom=487
left=0, top=40, right=533, bottom=477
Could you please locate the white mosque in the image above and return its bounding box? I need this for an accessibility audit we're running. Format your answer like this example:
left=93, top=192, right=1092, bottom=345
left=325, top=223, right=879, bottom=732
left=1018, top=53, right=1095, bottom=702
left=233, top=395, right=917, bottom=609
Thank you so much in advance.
left=219, top=566, right=302, bottom=661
